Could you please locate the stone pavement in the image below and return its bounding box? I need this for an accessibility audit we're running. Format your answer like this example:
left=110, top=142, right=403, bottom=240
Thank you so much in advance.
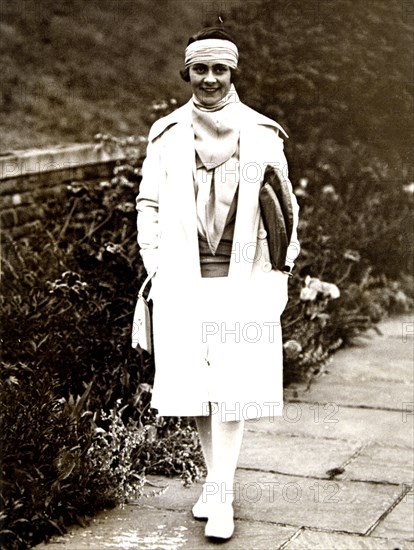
left=37, top=315, right=414, bottom=549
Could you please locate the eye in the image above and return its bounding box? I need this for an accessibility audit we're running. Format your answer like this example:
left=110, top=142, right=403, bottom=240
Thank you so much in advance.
left=214, top=65, right=229, bottom=73
left=192, top=65, right=206, bottom=74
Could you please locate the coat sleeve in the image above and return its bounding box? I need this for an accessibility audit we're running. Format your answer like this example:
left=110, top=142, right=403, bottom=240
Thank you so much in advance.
left=271, top=135, right=301, bottom=270
left=135, top=136, right=163, bottom=275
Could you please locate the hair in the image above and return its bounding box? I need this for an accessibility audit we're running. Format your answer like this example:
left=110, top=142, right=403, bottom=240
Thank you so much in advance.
left=186, top=27, right=237, bottom=47
left=180, top=27, right=240, bottom=83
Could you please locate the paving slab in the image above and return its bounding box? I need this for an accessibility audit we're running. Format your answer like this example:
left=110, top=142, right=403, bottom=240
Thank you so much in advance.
left=234, top=469, right=402, bottom=535
left=294, top=318, right=414, bottom=410
left=296, top=378, right=413, bottom=410
left=377, top=315, right=413, bottom=339
left=284, top=528, right=411, bottom=549
left=337, top=443, right=414, bottom=484
left=36, top=506, right=298, bottom=549
left=315, top=340, right=413, bottom=385
left=138, top=472, right=403, bottom=535
left=372, top=491, right=414, bottom=541
left=247, top=404, right=413, bottom=448
left=240, top=430, right=361, bottom=478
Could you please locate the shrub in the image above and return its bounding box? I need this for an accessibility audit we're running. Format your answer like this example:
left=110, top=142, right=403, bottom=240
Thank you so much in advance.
left=0, top=355, right=204, bottom=549
left=280, top=181, right=413, bottom=383
left=0, top=372, right=143, bottom=548
left=0, top=138, right=205, bottom=548
left=215, top=0, right=414, bottom=380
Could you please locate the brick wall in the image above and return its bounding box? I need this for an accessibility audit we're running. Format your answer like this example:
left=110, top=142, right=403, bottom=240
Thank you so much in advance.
left=0, top=144, right=125, bottom=240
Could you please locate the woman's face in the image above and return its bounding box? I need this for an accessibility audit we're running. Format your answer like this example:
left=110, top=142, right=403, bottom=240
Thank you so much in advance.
left=189, top=62, right=232, bottom=106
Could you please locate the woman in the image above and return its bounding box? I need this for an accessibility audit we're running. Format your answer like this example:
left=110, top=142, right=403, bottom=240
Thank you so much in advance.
left=136, top=28, right=300, bottom=540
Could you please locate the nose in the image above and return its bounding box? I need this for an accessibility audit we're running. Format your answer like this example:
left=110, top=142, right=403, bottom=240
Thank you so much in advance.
left=204, top=69, right=217, bottom=84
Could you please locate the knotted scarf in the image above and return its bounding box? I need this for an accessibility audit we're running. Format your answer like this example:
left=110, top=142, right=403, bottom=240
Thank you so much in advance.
left=192, top=85, right=241, bottom=254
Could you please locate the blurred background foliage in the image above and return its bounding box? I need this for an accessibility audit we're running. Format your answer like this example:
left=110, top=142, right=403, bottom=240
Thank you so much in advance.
left=1, top=0, right=203, bottom=150
left=1, top=0, right=413, bottom=548
left=227, top=0, right=413, bottom=187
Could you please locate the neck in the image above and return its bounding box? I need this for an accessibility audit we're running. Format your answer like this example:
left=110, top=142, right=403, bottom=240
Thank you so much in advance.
left=192, top=84, right=239, bottom=112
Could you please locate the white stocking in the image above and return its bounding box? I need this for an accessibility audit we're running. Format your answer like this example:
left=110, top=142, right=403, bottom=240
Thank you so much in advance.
left=196, top=404, right=244, bottom=505
left=195, top=414, right=213, bottom=478
left=210, top=408, right=244, bottom=504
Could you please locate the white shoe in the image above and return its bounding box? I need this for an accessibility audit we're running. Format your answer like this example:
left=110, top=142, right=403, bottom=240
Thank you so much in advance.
left=192, top=490, right=209, bottom=520
left=204, top=504, right=234, bottom=540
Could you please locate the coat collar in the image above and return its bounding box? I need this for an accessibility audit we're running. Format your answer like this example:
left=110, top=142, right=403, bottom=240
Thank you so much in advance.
left=148, top=99, right=289, bottom=142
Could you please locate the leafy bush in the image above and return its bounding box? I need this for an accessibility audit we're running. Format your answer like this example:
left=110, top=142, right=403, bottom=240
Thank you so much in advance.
left=0, top=140, right=205, bottom=548
left=211, top=0, right=414, bottom=381
left=0, top=373, right=144, bottom=548
left=280, top=180, right=413, bottom=383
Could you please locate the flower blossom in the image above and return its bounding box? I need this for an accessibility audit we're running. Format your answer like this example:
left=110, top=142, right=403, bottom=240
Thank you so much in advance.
left=343, top=249, right=361, bottom=262
left=116, top=202, right=135, bottom=213
left=283, top=340, right=303, bottom=360
left=105, top=243, right=123, bottom=254
left=300, top=286, right=318, bottom=301
left=300, top=276, right=340, bottom=301
left=403, top=182, right=414, bottom=194
left=321, top=184, right=339, bottom=201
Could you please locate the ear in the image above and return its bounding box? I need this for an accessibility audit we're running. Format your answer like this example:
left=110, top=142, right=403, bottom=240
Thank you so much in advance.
left=180, top=68, right=190, bottom=82
left=231, top=68, right=241, bottom=84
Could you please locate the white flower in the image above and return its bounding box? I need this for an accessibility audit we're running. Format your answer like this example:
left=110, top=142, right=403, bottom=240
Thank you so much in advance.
left=283, top=340, right=303, bottom=359
left=116, top=202, right=135, bottom=213
left=344, top=249, right=361, bottom=262
left=301, top=276, right=340, bottom=300
left=322, top=184, right=339, bottom=201
left=294, top=187, right=307, bottom=197
left=300, top=287, right=318, bottom=301
left=105, top=243, right=123, bottom=254
left=320, top=282, right=340, bottom=299
left=403, top=182, right=414, bottom=194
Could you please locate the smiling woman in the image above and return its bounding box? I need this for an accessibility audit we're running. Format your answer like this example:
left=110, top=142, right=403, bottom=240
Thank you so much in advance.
left=135, top=26, right=300, bottom=541
left=179, top=29, right=241, bottom=87
left=189, top=63, right=231, bottom=106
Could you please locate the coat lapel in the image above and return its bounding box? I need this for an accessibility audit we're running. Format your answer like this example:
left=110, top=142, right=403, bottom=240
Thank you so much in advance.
left=160, top=110, right=201, bottom=281
left=229, top=119, right=270, bottom=280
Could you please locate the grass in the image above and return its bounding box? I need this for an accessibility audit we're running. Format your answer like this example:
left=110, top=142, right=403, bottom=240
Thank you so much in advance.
left=1, top=0, right=240, bottom=151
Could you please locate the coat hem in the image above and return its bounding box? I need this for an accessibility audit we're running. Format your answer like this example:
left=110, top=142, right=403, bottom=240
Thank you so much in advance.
left=150, top=400, right=284, bottom=422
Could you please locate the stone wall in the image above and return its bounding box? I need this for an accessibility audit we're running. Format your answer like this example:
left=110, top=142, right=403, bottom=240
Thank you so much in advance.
left=0, top=144, right=125, bottom=240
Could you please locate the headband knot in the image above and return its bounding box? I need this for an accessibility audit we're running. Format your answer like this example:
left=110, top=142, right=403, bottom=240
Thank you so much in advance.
left=185, top=38, right=238, bottom=69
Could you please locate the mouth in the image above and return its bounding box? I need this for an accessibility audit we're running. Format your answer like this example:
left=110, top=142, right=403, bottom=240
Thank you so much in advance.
left=201, top=88, right=220, bottom=92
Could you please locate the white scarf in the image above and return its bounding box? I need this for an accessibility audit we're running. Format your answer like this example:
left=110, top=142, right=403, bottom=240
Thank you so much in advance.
left=192, top=85, right=240, bottom=170
left=192, top=85, right=241, bottom=254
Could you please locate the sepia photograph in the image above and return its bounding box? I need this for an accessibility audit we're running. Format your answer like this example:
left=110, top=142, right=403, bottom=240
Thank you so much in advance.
left=1, top=1, right=413, bottom=548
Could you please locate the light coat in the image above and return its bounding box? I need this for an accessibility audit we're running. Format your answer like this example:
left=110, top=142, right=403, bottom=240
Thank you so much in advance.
left=136, top=99, right=300, bottom=419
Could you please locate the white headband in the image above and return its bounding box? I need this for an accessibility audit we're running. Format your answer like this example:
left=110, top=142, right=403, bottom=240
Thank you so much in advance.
left=184, top=38, right=238, bottom=69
